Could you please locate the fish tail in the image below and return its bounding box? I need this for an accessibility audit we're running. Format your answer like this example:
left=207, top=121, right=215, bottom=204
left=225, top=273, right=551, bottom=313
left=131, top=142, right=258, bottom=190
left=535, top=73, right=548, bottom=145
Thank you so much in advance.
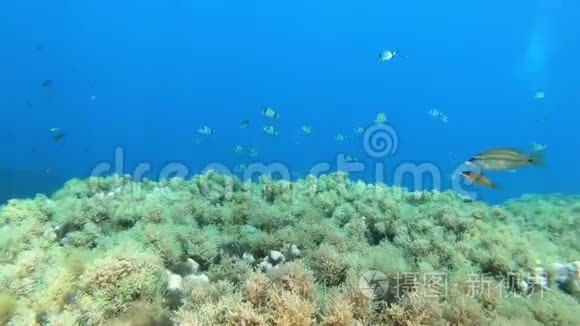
left=529, top=150, right=546, bottom=167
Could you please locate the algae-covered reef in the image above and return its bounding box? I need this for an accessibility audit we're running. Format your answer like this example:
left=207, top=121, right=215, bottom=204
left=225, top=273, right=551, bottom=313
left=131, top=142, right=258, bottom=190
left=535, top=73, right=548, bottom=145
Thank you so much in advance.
left=0, top=172, right=578, bottom=325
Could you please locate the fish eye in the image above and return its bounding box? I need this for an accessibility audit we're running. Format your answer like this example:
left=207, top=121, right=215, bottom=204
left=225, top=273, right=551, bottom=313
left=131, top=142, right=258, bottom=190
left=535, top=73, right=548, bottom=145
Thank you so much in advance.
left=467, top=157, right=477, bottom=162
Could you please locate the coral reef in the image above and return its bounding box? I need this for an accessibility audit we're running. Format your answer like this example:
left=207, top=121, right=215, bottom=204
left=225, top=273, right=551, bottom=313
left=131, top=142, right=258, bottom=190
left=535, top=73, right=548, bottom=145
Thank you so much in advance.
left=0, top=172, right=578, bottom=325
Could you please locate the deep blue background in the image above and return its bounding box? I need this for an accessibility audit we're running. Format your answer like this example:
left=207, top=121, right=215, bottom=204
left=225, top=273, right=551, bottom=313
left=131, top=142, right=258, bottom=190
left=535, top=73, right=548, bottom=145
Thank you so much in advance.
left=1, top=0, right=579, bottom=203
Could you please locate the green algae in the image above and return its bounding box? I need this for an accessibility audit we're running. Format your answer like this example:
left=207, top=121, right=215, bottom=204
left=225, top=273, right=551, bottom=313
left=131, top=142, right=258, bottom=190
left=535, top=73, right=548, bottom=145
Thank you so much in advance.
left=0, top=172, right=578, bottom=325
left=0, top=292, right=16, bottom=325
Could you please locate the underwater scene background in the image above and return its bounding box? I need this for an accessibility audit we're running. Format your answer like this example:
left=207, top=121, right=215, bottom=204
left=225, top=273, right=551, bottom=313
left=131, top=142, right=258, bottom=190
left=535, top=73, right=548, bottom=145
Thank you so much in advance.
left=0, top=0, right=579, bottom=325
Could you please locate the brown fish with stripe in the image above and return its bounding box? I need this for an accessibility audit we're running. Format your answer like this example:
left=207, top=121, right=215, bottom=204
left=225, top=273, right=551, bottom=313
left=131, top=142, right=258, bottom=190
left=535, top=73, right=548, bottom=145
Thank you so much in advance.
left=467, top=148, right=545, bottom=171
left=461, top=171, right=498, bottom=189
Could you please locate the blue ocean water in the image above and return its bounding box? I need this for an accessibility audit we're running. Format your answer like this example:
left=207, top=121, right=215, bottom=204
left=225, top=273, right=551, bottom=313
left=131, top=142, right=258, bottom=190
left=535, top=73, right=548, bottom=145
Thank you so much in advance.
left=1, top=0, right=579, bottom=204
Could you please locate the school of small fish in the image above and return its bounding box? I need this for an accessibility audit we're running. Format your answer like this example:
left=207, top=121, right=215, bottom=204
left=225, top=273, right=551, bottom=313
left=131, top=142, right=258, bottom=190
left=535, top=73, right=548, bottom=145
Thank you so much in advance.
left=33, top=48, right=550, bottom=188
left=192, top=105, right=390, bottom=171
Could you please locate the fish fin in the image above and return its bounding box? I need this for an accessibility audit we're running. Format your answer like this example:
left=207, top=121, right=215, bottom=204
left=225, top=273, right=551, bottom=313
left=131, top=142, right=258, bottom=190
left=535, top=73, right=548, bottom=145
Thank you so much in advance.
left=529, top=150, right=545, bottom=167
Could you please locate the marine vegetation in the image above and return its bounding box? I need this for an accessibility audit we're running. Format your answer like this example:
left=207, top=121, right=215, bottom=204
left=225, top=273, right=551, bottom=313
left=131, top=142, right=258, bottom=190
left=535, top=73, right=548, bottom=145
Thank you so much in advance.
left=0, top=172, right=578, bottom=325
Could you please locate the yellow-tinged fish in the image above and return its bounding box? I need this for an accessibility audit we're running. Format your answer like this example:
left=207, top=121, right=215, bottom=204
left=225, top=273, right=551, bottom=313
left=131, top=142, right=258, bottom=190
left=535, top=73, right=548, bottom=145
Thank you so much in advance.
left=302, top=125, right=313, bottom=135
left=467, top=148, right=545, bottom=171
left=375, top=112, right=387, bottom=124
left=461, top=171, right=498, bottom=189
left=232, top=145, right=244, bottom=153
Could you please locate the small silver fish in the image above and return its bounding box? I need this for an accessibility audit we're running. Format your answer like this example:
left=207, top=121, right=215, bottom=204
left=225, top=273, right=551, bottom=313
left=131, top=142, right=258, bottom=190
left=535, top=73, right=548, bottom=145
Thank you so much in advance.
left=533, top=91, right=545, bottom=100
left=531, top=142, right=547, bottom=152
left=302, top=125, right=313, bottom=135
left=197, top=126, right=214, bottom=135
left=378, top=50, right=397, bottom=62
left=262, top=107, right=279, bottom=119
left=263, top=125, right=279, bottom=136
left=345, top=155, right=358, bottom=163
